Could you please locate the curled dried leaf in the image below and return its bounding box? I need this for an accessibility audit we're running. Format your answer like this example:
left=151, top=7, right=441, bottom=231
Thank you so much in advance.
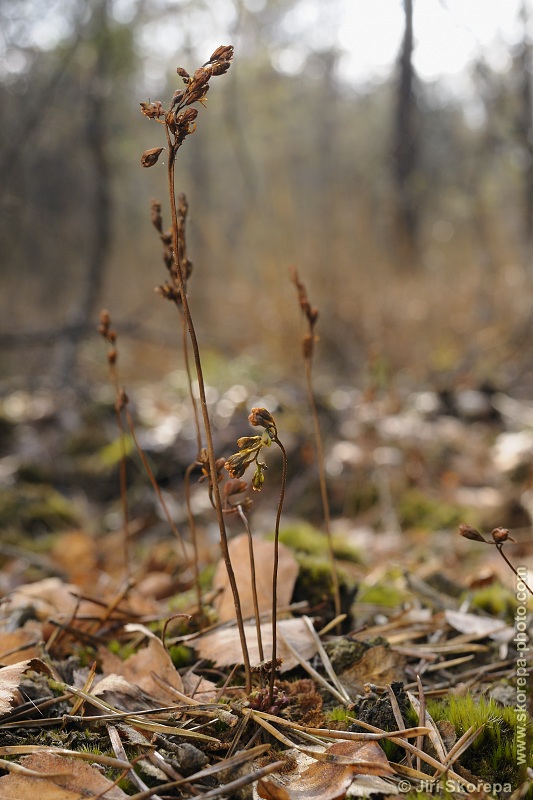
left=257, top=740, right=393, bottom=800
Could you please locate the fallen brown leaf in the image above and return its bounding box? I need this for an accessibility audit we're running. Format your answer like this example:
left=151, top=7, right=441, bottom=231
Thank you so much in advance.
left=99, top=635, right=183, bottom=704
left=213, top=534, right=299, bottom=622
left=0, top=620, right=43, bottom=665
left=0, top=659, right=52, bottom=715
left=0, top=752, right=128, bottom=799
left=444, top=609, right=514, bottom=642
left=338, top=645, right=406, bottom=695
left=193, top=617, right=318, bottom=672
left=257, top=740, right=393, bottom=800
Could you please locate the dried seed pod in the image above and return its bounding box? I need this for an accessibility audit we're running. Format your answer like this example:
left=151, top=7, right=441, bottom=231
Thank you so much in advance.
left=191, top=67, right=210, bottom=86
left=140, top=100, right=164, bottom=118
left=458, top=523, right=487, bottom=543
left=209, top=45, right=234, bottom=63
left=236, top=435, right=262, bottom=450
left=491, top=527, right=516, bottom=544
left=141, top=147, right=164, bottom=168
left=210, top=60, right=232, bottom=76
left=185, top=83, right=209, bottom=106
left=248, top=408, right=276, bottom=431
left=251, top=464, right=265, bottom=491
left=151, top=199, right=163, bottom=233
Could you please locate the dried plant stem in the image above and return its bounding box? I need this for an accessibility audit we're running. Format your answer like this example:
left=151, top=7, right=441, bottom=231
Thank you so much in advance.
left=98, top=314, right=130, bottom=581
left=180, top=312, right=205, bottom=614
left=124, top=407, right=188, bottom=562
left=184, top=462, right=202, bottom=613
left=303, top=357, right=342, bottom=623
left=496, top=544, right=533, bottom=596
left=180, top=310, right=202, bottom=454
left=236, top=504, right=264, bottom=664
left=269, top=435, right=287, bottom=703
left=115, top=405, right=130, bottom=580
left=166, top=139, right=252, bottom=692
left=290, top=267, right=341, bottom=626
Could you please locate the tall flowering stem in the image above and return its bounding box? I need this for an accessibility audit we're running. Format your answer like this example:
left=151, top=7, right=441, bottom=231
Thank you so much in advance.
left=141, top=47, right=252, bottom=691
left=225, top=408, right=287, bottom=703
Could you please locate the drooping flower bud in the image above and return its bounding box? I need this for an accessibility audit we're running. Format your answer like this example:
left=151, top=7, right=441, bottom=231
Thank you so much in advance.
left=248, top=408, right=276, bottom=430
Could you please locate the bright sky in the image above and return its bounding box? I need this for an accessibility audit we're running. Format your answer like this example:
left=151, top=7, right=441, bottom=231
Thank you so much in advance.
left=2, top=0, right=528, bottom=89
left=267, top=0, right=527, bottom=85
left=338, top=0, right=524, bottom=83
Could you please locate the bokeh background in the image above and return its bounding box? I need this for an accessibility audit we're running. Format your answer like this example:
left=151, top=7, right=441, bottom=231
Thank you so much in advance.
left=3, top=0, right=533, bottom=396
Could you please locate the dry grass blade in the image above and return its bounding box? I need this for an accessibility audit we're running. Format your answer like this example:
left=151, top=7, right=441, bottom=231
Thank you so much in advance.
left=55, top=682, right=220, bottom=741
left=349, top=717, right=469, bottom=786
left=252, top=710, right=429, bottom=742
left=69, top=659, right=97, bottom=717
left=301, top=616, right=351, bottom=703
left=108, top=723, right=153, bottom=798
left=0, top=757, right=71, bottom=777
left=126, top=744, right=273, bottom=800
left=198, top=761, right=286, bottom=800
left=440, top=724, right=484, bottom=769
left=415, top=675, right=426, bottom=773
left=387, top=685, right=412, bottom=769
left=0, top=745, right=131, bottom=770
left=277, top=629, right=348, bottom=705
left=408, top=690, right=447, bottom=763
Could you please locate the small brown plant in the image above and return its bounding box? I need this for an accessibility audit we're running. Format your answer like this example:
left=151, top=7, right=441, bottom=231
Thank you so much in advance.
left=98, top=310, right=189, bottom=575
left=140, top=46, right=253, bottom=691
left=98, top=309, right=130, bottom=579
left=289, top=267, right=342, bottom=626
left=459, top=523, right=533, bottom=596
left=226, top=408, right=287, bottom=703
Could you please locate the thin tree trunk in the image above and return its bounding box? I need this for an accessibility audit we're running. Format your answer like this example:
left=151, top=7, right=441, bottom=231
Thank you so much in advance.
left=391, top=0, right=420, bottom=266
left=517, top=0, right=533, bottom=260
left=55, top=0, right=112, bottom=384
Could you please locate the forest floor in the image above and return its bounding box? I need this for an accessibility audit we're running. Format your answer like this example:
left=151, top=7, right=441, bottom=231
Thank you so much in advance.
left=0, top=373, right=532, bottom=799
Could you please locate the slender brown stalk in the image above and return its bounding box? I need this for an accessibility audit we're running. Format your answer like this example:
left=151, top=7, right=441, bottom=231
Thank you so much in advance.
left=165, top=124, right=252, bottom=692
left=290, top=268, right=342, bottom=624
left=98, top=311, right=130, bottom=581
left=459, top=523, right=533, bottom=596
left=141, top=47, right=251, bottom=689
left=123, top=406, right=188, bottom=562
left=303, top=356, right=341, bottom=622
left=269, top=434, right=287, bottom=704
left=236, top=504, right=264, bottom=664
left=184, top=461, right=203, bottom=614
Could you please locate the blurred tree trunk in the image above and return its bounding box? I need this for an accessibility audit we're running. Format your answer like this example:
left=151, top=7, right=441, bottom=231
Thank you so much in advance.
left=55, top=0, right=112, bottom=384
left=516, top=0, right=533, bottom=259
left=391, top=0, right=420, bottom=267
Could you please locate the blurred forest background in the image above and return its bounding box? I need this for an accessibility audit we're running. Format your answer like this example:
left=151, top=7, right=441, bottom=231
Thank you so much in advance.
left=3, top=0, right=533, bottom=396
